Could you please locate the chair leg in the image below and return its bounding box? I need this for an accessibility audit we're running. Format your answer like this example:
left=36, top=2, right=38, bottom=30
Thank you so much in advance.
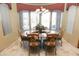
left=38, top=47, right=40, bottom=56
left=54, top=47, right=56, bottom=55
left=38, top=52, right=40, bottom=56
left=61, top=40, right=62, bottom=46
left=45, top=47, right=47, bottom=56
left=55, top=40, right=57, bottom=46
left=28, top=47, right=30, bottom=56
left=29, top=50, right=30, bottom=56
left=20, top=42, right=22, bottom=47
left=20, top=41, right=23, bottom=48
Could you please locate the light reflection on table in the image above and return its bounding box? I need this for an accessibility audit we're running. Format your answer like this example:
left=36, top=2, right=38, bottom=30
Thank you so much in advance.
left=22, top=30, right=59, bottom=36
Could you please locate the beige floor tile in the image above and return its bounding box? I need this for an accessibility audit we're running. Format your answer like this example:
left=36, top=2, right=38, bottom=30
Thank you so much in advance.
left=0, top=38, right=79, bottom=56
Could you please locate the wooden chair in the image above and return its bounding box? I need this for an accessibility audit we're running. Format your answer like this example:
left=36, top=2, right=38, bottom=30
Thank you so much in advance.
left=44, top=34, right=57, bottom=56
left=28, top=33, right=40, bottom=56
left=18, top=31, right=28, bottom=48
left=57, top=30, right=64, bottom=46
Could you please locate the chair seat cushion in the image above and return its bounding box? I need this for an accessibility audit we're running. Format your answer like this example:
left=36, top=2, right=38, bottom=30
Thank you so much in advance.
left=58, top=35, right=62, bottom=38
left=45, top=42, right=56, bottom=46
left=30, top=42, right=40, bottom=47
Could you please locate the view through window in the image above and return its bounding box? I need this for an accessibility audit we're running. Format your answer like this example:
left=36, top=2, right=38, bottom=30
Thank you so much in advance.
left=22, top=12, right=29, bottom=31
left=41, top=12, right=50, bottom=29
left=51, top=12, right=57, bottom=30
left=30, top=11, right=39, bottom=31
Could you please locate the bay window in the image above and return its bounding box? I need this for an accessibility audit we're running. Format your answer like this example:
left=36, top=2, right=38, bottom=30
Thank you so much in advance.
left=19, top=10, right=62, bottom=32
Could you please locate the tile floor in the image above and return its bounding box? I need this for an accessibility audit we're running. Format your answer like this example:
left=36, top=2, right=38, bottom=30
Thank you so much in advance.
left=0, top=38, right=79, bottom=56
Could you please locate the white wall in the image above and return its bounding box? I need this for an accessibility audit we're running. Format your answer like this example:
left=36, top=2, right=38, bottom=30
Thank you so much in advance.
left=0, top=4, right=19, bottom=51
left=62, top=5, right=79, bottom=47
left=0, top=4, right=11, bottom=35
left=66, top=6, right=77, bottom=34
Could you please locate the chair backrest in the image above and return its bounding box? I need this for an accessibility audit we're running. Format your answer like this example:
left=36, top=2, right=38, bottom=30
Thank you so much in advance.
left=18, top=30, right=27, bottom=41
left=27, top=33, right=39, bottom=42
left=47, top=34, right=58, bottom=40
left=58, top=30, right=64, bottom=39
left=44, top=34, right=56, bottom=47
left=59, top=29, right=64, bottom=37
left=18, top=30, right=22, bottom=37
left=28, top=33, right=40, bottom=47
